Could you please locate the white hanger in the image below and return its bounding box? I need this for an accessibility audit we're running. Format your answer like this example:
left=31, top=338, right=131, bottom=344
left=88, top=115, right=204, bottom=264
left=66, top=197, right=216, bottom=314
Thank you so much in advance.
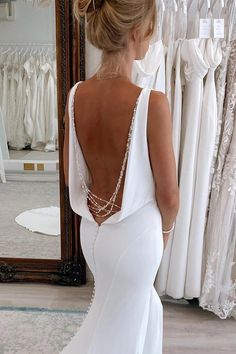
left=11, top=46, right=18, bottom=56
left=1, top=47, right=11, bottom=56
left=24, top=47, right=31, bottom=60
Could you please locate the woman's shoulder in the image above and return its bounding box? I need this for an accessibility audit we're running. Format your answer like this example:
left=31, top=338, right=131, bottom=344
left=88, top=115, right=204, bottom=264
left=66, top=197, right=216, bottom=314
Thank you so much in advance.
left=148, top=89, right=170, bottom=118
left=74, top=77, right=145, bottom=105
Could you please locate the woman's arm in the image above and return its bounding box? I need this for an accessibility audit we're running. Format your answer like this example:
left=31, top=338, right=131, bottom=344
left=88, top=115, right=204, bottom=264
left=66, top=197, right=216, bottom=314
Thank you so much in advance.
left=147, top=91, right=180, bottom=246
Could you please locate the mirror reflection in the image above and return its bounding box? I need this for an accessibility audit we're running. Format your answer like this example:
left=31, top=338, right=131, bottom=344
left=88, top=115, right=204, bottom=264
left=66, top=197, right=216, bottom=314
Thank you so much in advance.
left=0, top=0, right=60, bottom=259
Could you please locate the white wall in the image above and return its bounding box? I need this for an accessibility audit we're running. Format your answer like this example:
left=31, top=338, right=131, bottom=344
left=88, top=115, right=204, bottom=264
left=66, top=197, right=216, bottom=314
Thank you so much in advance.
left=0, top=0, right=56, bottom=44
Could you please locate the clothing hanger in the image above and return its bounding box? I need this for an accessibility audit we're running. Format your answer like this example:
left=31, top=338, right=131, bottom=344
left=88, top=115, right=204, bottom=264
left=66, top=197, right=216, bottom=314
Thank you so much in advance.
left=1, top=47, right=11, bottom=55
left=24, top=47, right=31, bottom=61
left=30, top=46, right=34, bottom=56
left=18, top=47, right=24, bottom=63
left=3, top=47, right=13, bottom=62
left=11, top=46, right=18, bottom=56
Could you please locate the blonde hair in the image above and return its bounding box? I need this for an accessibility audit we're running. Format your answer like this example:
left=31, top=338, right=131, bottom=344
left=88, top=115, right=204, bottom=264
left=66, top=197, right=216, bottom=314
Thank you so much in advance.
left=74, top=0, right=157, bottom=78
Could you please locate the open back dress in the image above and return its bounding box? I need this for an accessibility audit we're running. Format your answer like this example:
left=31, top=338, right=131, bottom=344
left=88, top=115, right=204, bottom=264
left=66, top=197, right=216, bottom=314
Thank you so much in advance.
left=60, top=81, right=164, bottom=354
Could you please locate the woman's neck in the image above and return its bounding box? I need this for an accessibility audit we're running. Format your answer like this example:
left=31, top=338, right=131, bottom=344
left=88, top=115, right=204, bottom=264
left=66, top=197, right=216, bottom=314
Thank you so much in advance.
left=97, top=50, right=134, bottom=80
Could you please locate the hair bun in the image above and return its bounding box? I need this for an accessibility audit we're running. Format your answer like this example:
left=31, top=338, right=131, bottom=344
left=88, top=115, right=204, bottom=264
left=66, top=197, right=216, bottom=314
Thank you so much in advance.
left=74, top=0, right=105, bottom=18
left=74, top=0, right=157, bottom=55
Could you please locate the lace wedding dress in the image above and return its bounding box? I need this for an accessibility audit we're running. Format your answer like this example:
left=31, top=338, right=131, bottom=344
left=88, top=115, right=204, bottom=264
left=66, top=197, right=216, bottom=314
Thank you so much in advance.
left=199, top=40, right=236, bottom=319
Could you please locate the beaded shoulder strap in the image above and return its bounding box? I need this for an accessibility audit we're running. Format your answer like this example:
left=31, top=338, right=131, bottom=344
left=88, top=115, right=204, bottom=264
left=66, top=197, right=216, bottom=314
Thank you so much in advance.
left=71, top=82, right=144, bottom=218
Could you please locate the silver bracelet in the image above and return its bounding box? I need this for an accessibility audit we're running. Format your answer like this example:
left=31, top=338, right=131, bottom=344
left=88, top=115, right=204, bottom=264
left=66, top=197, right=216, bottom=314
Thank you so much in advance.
left=162, top=222, right=175, bottom=234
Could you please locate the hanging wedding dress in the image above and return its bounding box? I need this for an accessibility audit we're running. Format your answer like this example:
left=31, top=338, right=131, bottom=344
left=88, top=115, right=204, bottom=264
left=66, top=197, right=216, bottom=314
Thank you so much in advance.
left=0, top=46, right=57, bottom=151
left=164, top=2, right=177, bottom=111
left=185, top=38, right=222, bottom=297
left=44, top=57, right=57, bottom=152
left=7, top=52, right=18, bottom=146
left=0, top=106, right=9, bottom=160
left=171, top=40, right=183, bottom=171
left=209, top=1, right=236, bottom=190
left=156, top=39, right=209, bottom=298
left=9, top=52, right=27, bottom=150
left=132, top=2, right=165, bottom=93
left=154, top=2, right=186, bottom=296
left=199, top=40, right=236, bottom=319
left=60, top=82, right=164, bottom=354
left=31, top=53, right=45, bottom=150
left=172, top=0, right=187, bottom=171
left=31, top=53, right=48, bottom=150
left=0, top=106, right=8, bottom=183
left=2, top=53, right=10, bottom=141
left=24, top=54, right=38, bottom=145
left=132, top=40, right=165, bottom=93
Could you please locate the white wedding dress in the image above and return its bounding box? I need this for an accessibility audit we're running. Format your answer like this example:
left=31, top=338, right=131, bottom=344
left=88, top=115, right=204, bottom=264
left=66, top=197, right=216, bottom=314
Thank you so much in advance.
left=60, top=81, right=164, bottom=354
left=132, top=40, right=166, bottom=93
left=185, top=38, right=222, bottom=297
left=131, top=1, right=165, bottom=94
left=156, top=39, right=209, bottom=299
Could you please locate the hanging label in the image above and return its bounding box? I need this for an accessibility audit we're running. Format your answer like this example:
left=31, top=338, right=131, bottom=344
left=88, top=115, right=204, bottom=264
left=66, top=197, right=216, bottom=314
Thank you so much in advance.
left=199, top=19, right=212, bottom=38
left=214, top=19, right=225, bottom=38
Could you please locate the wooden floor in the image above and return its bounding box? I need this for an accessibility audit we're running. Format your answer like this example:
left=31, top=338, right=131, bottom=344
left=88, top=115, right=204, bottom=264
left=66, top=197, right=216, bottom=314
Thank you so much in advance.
left=0, top=281, right=235, bottom=354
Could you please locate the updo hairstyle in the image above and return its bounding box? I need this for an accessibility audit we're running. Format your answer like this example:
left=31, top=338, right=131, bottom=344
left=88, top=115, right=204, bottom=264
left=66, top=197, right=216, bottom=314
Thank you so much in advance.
left=73, top=0, right=157, bottom=53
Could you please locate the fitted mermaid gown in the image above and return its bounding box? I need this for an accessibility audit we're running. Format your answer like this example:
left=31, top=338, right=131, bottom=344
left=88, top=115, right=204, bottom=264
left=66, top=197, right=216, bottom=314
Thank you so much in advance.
left=60, top=82, right=164, bottom=354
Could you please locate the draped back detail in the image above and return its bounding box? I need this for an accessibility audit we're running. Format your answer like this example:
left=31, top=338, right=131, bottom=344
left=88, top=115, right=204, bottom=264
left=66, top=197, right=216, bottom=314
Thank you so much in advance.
left=68, top=81, right=156, bottom=224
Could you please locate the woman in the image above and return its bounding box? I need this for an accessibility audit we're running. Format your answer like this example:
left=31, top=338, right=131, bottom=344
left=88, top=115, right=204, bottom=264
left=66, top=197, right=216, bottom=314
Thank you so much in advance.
left=62, top=0, right=179, bottom=353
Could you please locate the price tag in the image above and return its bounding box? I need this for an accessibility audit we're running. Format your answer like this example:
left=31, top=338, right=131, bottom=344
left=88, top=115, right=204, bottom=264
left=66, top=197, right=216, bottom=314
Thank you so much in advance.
left=214, top=19, right=225, bottom=38
left=199, top=18, right=211, bottom=38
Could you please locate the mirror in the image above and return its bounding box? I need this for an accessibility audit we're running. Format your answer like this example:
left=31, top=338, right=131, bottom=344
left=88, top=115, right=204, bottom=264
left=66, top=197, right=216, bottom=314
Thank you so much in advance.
left=0, top=0, right=60, bottom=260
left=0, top=0, right=86, bottom=285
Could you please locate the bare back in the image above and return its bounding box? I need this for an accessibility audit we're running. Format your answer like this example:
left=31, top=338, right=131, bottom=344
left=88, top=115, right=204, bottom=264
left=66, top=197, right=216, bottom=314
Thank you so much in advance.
left=64, top=76, right=177, bottom=226
left=73, top=77, right=143, bottom=224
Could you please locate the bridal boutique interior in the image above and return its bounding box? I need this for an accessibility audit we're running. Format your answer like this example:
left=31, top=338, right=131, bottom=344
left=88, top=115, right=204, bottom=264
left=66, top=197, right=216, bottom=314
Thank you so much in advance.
left=1, top=0, right=236, bottom=353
